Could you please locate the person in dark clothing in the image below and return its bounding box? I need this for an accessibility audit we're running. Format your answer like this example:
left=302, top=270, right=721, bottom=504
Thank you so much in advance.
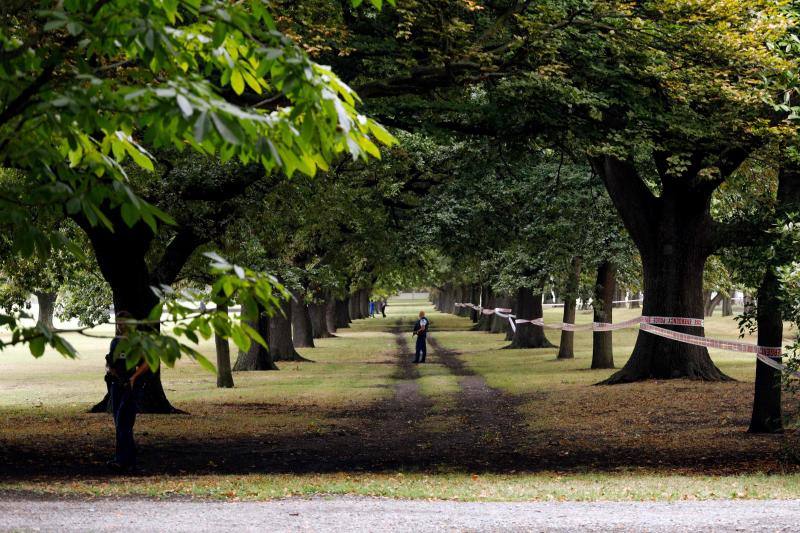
left=380, top=300, right=387, bottom=318
left=412, top=310, right=430, bottom=363
left=105, top=312, right=150, bottom=473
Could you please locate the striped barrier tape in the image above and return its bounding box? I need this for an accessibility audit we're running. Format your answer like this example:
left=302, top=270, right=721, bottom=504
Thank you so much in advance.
left=452, top=303, right=790, bottom=373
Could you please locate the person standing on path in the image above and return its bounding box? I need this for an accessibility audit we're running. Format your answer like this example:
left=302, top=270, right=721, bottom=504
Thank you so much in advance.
left=412, top=310, right=430, bottom=363
left=369, top=300, right=376, bottom=318
left=105, top=312, right=151, bottom=473
left=380, top=299, right=387, bottom=318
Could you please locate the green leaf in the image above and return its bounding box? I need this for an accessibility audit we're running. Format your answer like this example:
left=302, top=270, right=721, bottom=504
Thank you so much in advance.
left=231, top=69, right=245, bottom=95
left=29, top=336, right=46, bottom=358
left=211, top=113, right=242, bottom=145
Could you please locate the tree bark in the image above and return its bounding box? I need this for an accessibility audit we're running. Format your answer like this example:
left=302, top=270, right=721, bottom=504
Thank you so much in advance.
left=233, top=310, right=278, bottom=371
left=747, top=163, right=800, bottom=432
left=292, top=292, right=316, bottom=348
left=81, top=219, right=183, bottom=413
left=596, top=156, right=729, bottom=383
left=704, top=292, right=723, bottom=317
left=215, top=304, right=234, bottom=388
left=558, top=256, right=582, bottom=360
left=721, top=296, right=733, bottom=316
left=360, top=288, right=370, bottom=317
left=505, top=295, right=517, bottom=341
left=325, top=296, right=338, bottom=334
left=270, top=297, right=309, bottom=361
left=34, top=290, right=57, bottom=330
left=491, top=294, right=511, bottom=334
left=469, top=284, right=481, bottom=323
left=506, top=287, right=553, bottom=349
left=748, top=269, right=783, bottom=433
left=591, top=261, right=615, bottom=369
left=335, top=298, right=350, bottom=328
left=309, top=301, right=333, bottom=338
left=476, top=286, right=494, bottom=331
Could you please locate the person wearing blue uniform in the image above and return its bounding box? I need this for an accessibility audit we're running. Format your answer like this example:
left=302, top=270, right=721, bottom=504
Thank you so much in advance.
left=105, top=312, right=150, bottom=473
left=412, top=310, right=430, bottom=363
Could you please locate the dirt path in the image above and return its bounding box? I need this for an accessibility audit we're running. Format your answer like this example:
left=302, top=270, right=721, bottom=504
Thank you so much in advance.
left=2, top=496, right=799, bottom=532
left=425, top=335, right=528, bottom=470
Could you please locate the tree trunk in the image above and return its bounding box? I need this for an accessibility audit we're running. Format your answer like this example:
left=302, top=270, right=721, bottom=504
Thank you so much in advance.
left=558, top=256, right=582, bottom=360
left=506, top=287, right=553, bottom=349
left=476, top=286, right=494, bottom=331
left=505, top=295, right=517, bottom=341
left=704, top=292, right=723, bottom=317
left=335, top=298, right=350, bottom=328
left=491, top=294, right=511, bottom=334
left=270, top=297, right=309, bottom=361
left=748, top=269, right=783, bottom=433
left=722, top=296, right=733, bottom=316
left=747, top=163, right=800, bottom=432
left=630, top=292, right=641, bottom=308
left=591, top=261, right=615, bottom=369
left=325, top=297, right=338, bottom=334
left=233, top=310, right=278, bottom=371
left=360, top=288, right=370, bottom=317
left=309, top=301, right=333, bottom=338
left=469, top=284, right=481, bottom=323
left=596, top=156, right=729, bottom=383
left=81, top=220, right=182, bottom=414
left=348, top=293, right=360, bottom=320
left=456, top=285, right=471, bottom=317
left=613, top=286, right=625, bottom=308
left=292, top=293, right=316, bottom=348
left=34, top=290, right=57, bottom=330
left=215, top=304, right=234, bottom=388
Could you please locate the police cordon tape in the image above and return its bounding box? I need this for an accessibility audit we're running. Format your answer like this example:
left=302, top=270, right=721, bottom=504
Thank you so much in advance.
left=452, top=302, right=798, bottom=376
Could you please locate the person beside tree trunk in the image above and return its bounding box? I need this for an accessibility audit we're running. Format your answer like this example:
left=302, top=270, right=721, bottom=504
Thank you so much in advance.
left=104, top=312, right=150, bottom=473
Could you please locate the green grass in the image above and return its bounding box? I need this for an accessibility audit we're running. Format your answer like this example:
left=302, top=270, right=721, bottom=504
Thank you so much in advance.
left=2, top=297, right=800, bottom=502
left=5, top=472, right=800, bottom=502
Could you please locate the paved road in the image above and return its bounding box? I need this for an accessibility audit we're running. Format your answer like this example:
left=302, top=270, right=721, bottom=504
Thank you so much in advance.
left=1, top=497, right=798, bottom=532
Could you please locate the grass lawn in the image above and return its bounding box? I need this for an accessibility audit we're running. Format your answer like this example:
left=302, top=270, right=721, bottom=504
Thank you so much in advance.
left=2, top=297, right=800, bottom=501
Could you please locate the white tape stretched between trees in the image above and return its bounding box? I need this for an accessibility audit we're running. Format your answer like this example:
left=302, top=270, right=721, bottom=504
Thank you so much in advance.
left=451, top=302, right=791, bottom=374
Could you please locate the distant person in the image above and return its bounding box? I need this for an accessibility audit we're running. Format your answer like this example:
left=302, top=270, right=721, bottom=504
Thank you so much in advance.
left=380, top=299, right=387, bottom=318
left=369, top=300, right=376, bottom=318
left=412, top=310, right=430, bottom=363
left=105, top=311, right=150, bottom=473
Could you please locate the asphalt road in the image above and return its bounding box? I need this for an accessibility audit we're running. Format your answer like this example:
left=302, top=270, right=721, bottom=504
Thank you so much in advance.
left=1, top=496, right=799, bottom=532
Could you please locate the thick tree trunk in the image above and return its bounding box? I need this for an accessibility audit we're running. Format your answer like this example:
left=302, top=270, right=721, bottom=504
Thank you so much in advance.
left=491, top=294, right=511, bottom=334
left=291, top=292, right=315, bottom=348
left=704, top=292, right=723, bottom=317
left=558, top=256, right=582, bottom=360
left=233, top=311, right=278, bottom=371
left=476, top=286, right=493, bottom=331
left=215, top=304, right=234, bottom=388
left=469, top=284, right=481, bottom=323
left=596, top=156, right=729, bottom=384
left=591, top=261, right=615, bottom=369
left=335, top=298, right=350, bottom=328
left=34, top=291, right=57, bottom=330
left=360, top=288, right=370, bottom=317
left=325, top=297, right=338, bottom=334
left=309, top=301, right=333, bottom=338
left=749, top=269, right=783, bottom=433
left=270, top=297, right=309, bottom=361
left=82, top=220, right=182, bottom=414
left=456, top=285, right=471, bottom=317
left=506, top=287, right=553, bottom=349
left=721, top=297, right=733, bottom=316
left=348, top=293, right=360, bottom=320
left=505, top=295, right=517, bottom=341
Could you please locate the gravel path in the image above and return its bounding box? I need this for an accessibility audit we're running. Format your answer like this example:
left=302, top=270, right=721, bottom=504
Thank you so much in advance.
left=1, top=496, right=798, bottom=532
